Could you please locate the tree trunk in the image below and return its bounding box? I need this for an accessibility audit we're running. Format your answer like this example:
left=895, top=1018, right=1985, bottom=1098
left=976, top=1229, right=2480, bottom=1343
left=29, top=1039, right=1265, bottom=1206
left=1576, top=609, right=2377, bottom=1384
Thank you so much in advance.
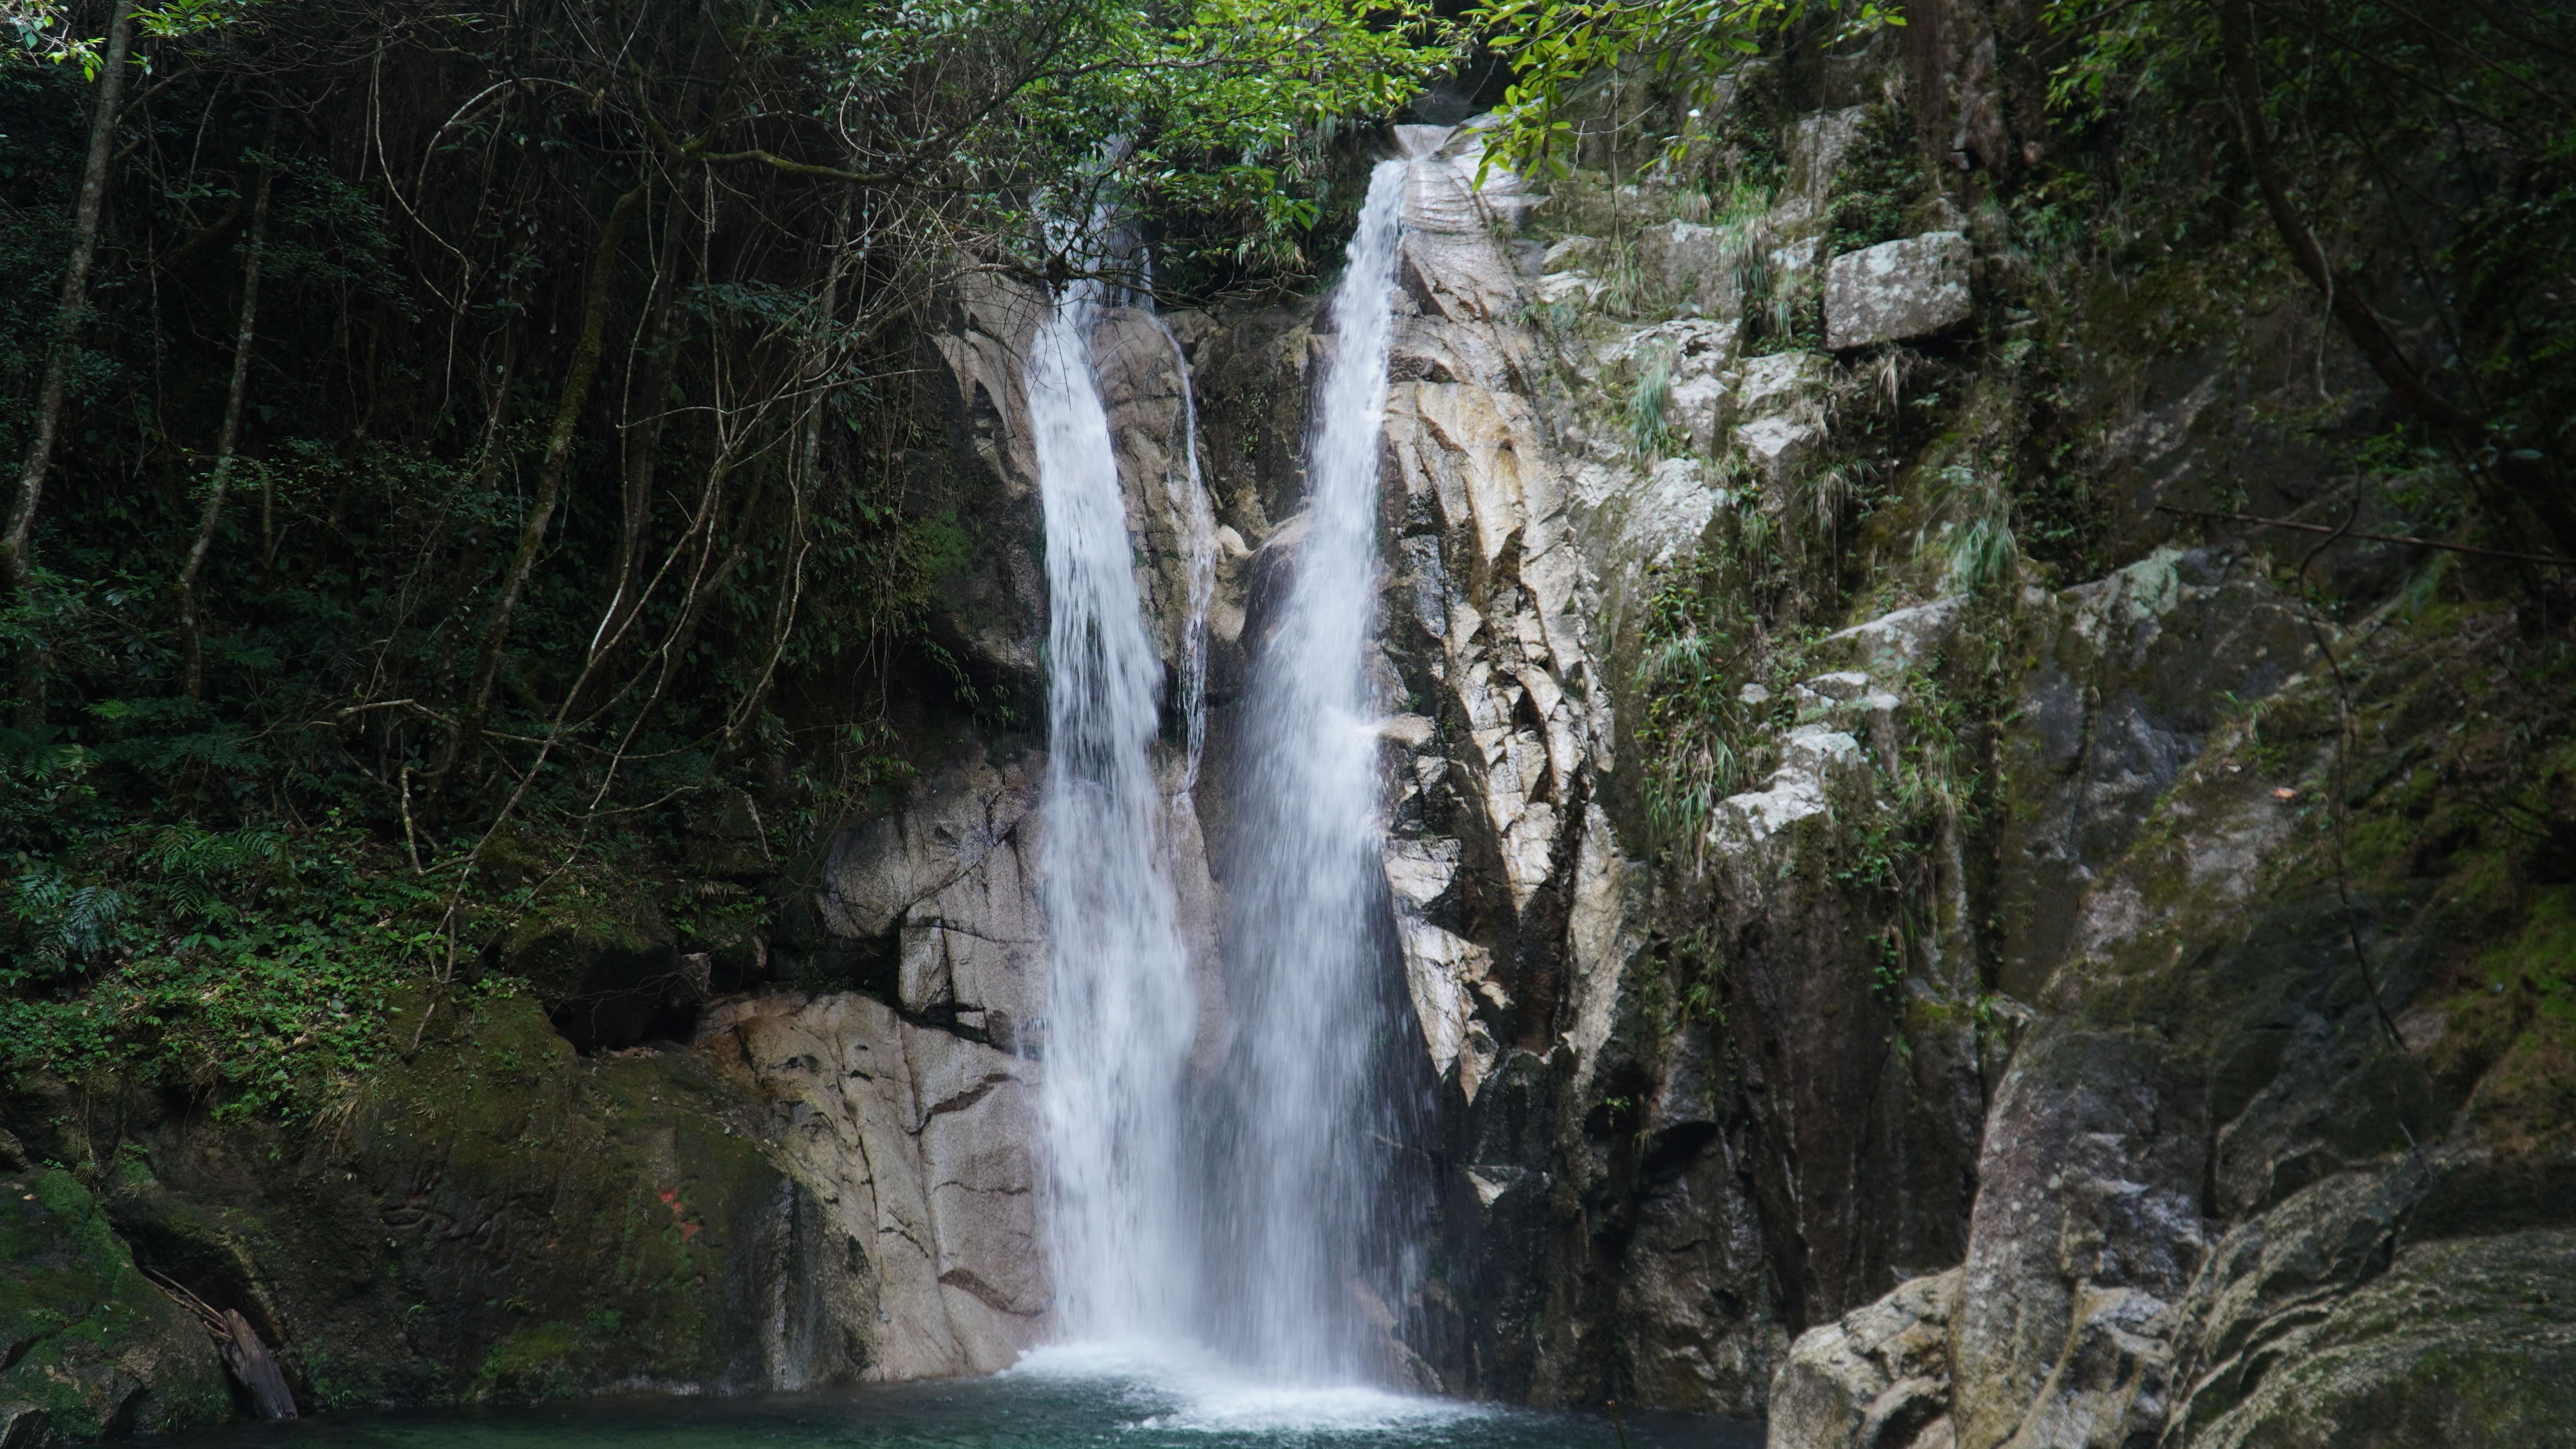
left=2212, top=0, right=2576, bottom=557
left=3, top=0, right=139, bottom=595
left=176, top=139, right=279, bottom=700
left=440, top=178, right=650, bottom=784
left=594, top=198, right=686, bottom=670
left=216, top=1310, right=297, bottom=1421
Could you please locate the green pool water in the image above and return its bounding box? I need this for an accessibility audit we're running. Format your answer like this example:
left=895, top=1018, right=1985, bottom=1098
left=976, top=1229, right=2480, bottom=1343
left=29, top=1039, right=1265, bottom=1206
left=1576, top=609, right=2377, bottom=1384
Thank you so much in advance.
left=169, top=1345, right=1761, bottom=1449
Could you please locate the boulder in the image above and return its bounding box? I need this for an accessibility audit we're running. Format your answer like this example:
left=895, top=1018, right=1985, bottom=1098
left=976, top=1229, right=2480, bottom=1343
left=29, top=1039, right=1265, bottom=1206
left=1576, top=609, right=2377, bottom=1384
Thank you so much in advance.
left=1824, top=233, right=1973, bottom=350
left=2169, top=1227, right=2576, bottom=1449
left=1728, top=351, right=1829, bottom=484
left=1768, top=1269, right=1962, bottom=1449
left=1637, top=219, right=1724, bottom=308
left=1735, top=350, right=1826, bottom=415
left=0, top=1171, right=227, bottom=1441
left=1537, top=271, right=1606, bottom=307
left=1669, top=373, right=1732, bottom=454
left=1948, top=1030, right=2205, bottom=1449
left=1625, top=458, right=1725, bottom=571
left=1542, top=235, right=1601, bottom=273
left=1736, top=413, right=1826, bottom=485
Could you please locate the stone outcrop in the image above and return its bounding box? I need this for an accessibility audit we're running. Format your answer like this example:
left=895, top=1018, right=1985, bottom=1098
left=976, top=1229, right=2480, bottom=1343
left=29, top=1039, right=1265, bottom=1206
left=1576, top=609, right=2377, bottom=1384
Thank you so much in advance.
left=0, top=1169, right=228, bottom=1443
left=2, top=988, right=879, bottom=1419
left=1823, top=232, right=1972, bottom=350
left=1766, top=574, right=2576, bottom=1447
left=1768, top=1270, right=1961, bottom=1449
left=698, top=991, right=1046, bottom=1378
left=810, top=745, right=1047, bottom=1048
left=1382, top=66, right=2576, bottom=1449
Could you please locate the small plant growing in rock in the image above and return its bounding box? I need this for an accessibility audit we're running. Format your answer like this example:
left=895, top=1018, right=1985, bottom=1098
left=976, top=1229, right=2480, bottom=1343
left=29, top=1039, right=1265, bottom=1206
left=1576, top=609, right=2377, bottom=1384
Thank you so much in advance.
left=1917, top=464, right=2020, bottom=595
left=1628, top=346, right=1680, bottom=460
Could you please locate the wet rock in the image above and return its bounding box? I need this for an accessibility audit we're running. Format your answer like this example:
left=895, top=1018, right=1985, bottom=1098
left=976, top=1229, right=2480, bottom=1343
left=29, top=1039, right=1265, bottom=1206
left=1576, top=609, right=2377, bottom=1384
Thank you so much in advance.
left=1824, top=233, right=1973, bottom=350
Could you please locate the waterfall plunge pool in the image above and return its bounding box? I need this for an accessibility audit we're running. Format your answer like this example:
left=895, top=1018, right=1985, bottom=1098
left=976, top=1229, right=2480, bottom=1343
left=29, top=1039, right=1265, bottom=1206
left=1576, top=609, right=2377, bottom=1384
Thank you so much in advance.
left=163, top=1349, right=1761, bottom=1449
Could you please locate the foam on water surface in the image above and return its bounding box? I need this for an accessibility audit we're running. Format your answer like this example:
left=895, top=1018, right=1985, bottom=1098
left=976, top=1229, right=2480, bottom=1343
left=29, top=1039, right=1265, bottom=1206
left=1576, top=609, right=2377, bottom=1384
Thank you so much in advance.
left=1011, top=1342, right=1487, bottom=1437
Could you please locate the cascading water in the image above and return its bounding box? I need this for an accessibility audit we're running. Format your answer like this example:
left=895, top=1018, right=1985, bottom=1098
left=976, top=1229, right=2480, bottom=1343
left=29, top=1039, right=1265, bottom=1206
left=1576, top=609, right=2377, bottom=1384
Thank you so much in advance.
left=1203, top=158, right=1415, bottom=1381
left=1028, top=270, right=1200, bottom=1347
left=1030, top=154, right=1417, bottom=1396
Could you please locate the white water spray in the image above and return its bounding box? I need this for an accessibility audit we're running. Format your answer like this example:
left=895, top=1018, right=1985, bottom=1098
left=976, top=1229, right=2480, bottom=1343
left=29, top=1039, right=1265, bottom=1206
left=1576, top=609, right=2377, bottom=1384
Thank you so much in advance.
left=1028, top=275, right=1199, bottom=1345
left=1207, top=158, right=1413, bottom=1380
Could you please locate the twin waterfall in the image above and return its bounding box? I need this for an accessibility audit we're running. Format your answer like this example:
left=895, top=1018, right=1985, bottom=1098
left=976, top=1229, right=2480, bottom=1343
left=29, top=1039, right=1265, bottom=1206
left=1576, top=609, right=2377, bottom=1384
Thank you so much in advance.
left=1028, top=159, right=1415, bottom=1383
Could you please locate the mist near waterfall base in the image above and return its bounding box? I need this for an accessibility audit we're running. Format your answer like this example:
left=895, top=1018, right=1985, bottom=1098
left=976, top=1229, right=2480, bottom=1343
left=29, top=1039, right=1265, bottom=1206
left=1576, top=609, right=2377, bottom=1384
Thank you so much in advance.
left=153, top=1363, right=1760, bottom=1449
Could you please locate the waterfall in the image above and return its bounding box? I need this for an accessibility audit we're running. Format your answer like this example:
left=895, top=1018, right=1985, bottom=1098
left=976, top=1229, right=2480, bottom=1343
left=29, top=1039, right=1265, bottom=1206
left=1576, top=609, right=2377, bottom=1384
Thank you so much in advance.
left=1148, top=312, right=1218, bottom=796
left=1029, top=155, right=1416, bottom=1391
left=1029, top=273, right=1198, bottom=1346
left=1207, top=158, right=1413, bottom=1380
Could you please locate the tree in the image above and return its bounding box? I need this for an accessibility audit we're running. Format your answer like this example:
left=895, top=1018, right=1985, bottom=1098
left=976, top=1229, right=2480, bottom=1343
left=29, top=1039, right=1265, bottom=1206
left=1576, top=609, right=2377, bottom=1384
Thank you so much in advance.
left=3, top=0, right=134, bottom=596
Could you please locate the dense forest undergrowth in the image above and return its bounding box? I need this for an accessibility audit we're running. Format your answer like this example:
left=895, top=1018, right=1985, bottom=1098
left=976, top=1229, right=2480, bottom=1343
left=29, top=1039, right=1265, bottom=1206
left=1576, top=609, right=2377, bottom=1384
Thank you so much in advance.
left=0, top=0, right=1448, bottom=1119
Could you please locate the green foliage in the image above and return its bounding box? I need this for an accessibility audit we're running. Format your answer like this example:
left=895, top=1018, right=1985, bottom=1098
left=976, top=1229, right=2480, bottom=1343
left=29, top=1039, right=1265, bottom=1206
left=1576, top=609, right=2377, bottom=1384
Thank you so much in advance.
left=0, top=0, right=1458, bottom=1126
left=1823, top=104, right=1925, bottom=258
left=1632, top=498, right=1782, bottom=857
left=1468, top=0, right=1901, bottom=181
left=1627, top=345, right=1677, bottom=459
left=778, top=0, right=1456, bottom=281
left=1, top=818, right=445, bottom=1121
left=2034, top=0, right=2576, bottom=539
left=1916, top=464, right=2019, bottom=596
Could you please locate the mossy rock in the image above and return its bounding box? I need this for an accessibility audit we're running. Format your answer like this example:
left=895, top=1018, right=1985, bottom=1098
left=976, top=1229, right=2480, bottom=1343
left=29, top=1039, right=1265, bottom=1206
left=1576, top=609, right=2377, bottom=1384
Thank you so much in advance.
left=501, top=888, right=679, bottom=1007
left=0, top=1170, right=228, bottom=1440
left=5, top=991, right=842, bottom=1428
left=2190, top=1229, right=2576, bottom=1448
left=323, top=991, right=798, bottom=1401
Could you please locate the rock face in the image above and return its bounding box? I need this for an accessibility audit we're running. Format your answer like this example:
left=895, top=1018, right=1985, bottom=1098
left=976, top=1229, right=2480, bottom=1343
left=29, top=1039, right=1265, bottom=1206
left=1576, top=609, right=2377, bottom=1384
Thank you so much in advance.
left=1764, top=579, right=2576, bottom=1448
left=1823, top=233, right=1972, bottom=350
left=698, top=992, right=1046, bottom=1378
left=2, top=990, right=879, bottom=1416
left=1637, top=220, right=1729, bottom=312
left=810, top=745, right=1047, bottom=1049
left=1360, top=73, right=2576, bottom=1449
